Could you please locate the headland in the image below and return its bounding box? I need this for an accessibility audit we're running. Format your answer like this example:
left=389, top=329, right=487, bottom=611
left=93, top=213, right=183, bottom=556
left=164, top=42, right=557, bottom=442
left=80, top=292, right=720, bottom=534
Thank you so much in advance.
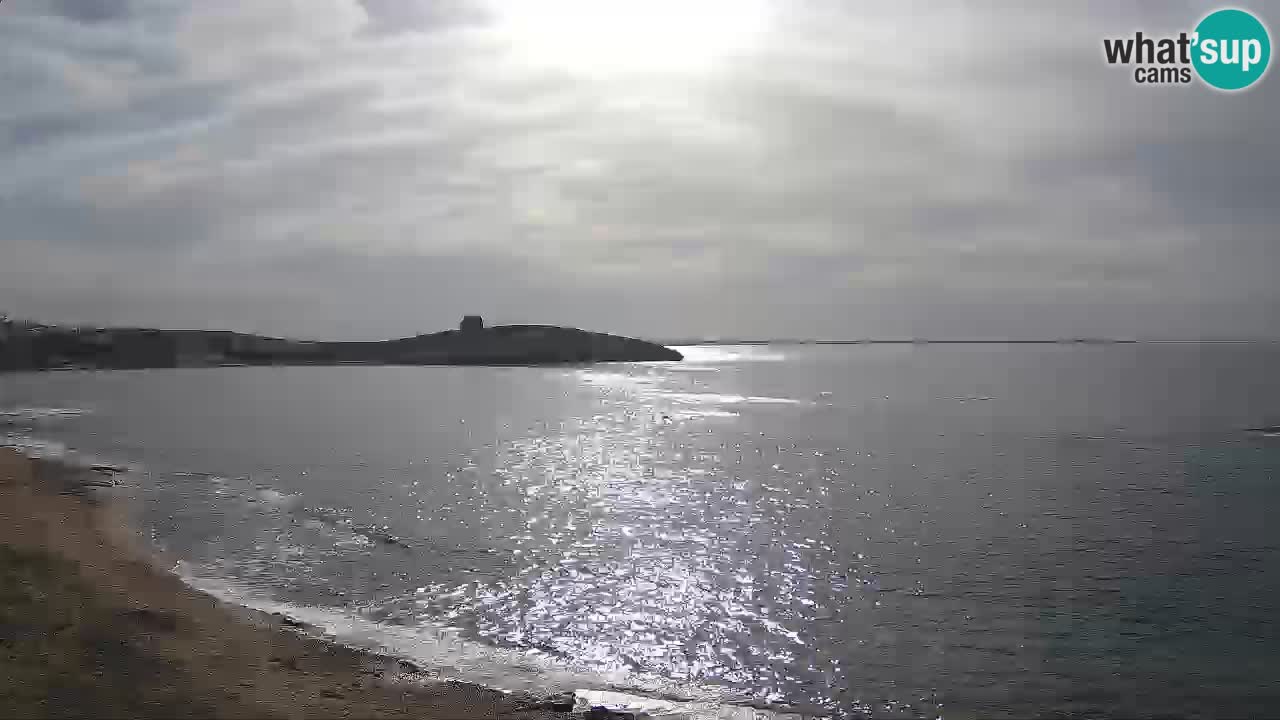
left=0, top=315, right=682, bottom=371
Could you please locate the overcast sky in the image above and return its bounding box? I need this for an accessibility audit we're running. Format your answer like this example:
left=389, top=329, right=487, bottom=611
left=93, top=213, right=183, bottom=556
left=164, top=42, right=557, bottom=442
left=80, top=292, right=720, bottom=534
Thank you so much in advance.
left=2, top=0, right=1277, bottom=340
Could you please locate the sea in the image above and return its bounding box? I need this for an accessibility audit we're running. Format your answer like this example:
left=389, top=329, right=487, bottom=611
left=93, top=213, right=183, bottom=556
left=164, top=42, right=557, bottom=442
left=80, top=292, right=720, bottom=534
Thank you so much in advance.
left=3, top=343, right=1279, bottom=719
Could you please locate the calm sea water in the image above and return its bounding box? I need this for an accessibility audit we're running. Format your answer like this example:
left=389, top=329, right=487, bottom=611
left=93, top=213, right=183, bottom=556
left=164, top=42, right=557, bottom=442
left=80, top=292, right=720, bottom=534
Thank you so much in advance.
left=3, top=344, right=1279, bottom=718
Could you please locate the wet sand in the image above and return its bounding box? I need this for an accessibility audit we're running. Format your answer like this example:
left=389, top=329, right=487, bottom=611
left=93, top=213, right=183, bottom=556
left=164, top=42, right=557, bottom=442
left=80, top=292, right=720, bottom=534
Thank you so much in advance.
left=0, top=447, right=566, bottom=719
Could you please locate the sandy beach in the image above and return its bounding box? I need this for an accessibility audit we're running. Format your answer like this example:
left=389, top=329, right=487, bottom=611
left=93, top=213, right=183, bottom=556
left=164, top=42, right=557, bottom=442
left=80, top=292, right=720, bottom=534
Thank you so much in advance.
left=0, top=447, right=567, bottom=719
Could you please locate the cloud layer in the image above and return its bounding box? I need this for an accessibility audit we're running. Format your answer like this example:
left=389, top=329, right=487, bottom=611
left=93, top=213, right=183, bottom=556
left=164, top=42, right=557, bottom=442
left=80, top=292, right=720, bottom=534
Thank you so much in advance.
left=2, top=0, right=1277, bottom=339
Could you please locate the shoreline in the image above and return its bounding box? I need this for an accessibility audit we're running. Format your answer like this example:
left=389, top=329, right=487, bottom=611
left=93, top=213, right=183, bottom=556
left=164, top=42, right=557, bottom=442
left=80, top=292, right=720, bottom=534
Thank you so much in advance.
left=0, top=447, right=570, bottom=719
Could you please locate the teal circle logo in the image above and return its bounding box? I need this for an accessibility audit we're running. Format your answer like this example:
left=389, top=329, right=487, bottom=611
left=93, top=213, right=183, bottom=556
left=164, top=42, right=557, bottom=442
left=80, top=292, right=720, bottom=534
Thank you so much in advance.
left=1192, top=8, right=1271, bottom=90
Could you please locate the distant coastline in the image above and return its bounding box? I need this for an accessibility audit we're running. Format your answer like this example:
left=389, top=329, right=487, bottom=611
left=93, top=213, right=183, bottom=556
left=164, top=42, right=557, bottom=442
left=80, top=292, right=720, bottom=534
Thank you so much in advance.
left=659, top=338, right=1276, bottom=345
left=0, top=315, right=682, bottom=372
left=7, top=314, right=1276, bottom=373
left=661, top=338, right=1141, bottom=345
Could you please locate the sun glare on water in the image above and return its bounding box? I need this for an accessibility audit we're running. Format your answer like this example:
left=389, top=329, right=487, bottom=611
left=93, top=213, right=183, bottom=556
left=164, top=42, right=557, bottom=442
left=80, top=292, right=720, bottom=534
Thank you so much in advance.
left=488, top=0, right=769, bottom=75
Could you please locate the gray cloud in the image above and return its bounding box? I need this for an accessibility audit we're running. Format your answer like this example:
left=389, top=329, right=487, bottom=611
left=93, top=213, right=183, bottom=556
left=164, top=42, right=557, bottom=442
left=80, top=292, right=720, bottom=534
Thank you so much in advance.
left=1, top=0, right=1277, bottom=340
left=47, top=0, right=134, bottom=25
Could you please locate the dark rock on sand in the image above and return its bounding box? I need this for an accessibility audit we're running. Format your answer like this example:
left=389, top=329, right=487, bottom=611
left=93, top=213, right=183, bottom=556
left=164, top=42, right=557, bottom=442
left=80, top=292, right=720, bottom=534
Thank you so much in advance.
left=585, top=707, right=649, bottom=720
left=270, top=611, right=310, bottom=629
left=548, top=693, right=577, bottom=712
left=516, top=691, right=577, bottom=713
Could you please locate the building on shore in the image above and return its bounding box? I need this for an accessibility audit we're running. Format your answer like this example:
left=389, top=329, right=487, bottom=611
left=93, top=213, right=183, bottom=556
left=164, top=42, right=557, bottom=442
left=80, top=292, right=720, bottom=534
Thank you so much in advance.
left=460, top=315, right=484, bottom=333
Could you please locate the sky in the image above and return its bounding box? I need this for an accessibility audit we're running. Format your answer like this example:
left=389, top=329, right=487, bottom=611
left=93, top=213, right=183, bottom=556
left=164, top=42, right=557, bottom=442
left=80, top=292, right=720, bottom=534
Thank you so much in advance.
left=1, top=0, right=1277, bottom=340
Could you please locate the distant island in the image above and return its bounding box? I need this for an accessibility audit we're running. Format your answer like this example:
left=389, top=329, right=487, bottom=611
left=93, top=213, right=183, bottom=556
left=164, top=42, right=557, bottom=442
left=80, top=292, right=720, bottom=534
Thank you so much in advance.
left=0, top=315, right=682, bottom=371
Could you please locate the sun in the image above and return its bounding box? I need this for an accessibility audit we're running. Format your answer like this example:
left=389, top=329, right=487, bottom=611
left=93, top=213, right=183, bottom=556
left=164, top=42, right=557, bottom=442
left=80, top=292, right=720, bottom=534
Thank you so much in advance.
left=487, top=0, right=769, bottom=76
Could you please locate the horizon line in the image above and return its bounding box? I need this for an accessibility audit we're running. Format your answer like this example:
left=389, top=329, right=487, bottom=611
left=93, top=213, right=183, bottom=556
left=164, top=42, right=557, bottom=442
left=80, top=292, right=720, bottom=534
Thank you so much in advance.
left=656, top=338, right=1280, bottom=345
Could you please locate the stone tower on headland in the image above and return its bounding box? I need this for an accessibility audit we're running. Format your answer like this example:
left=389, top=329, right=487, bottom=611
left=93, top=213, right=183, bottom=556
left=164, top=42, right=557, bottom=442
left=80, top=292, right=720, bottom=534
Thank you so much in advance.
left=459, top=315, right=484, bottom=333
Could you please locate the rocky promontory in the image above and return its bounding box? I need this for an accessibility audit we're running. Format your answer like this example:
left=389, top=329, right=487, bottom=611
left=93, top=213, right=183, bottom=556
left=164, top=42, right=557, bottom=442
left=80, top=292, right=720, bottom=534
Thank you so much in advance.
left=0, top=315, right=682, bottom=371
left=325, top=322, right=682, bottom=365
